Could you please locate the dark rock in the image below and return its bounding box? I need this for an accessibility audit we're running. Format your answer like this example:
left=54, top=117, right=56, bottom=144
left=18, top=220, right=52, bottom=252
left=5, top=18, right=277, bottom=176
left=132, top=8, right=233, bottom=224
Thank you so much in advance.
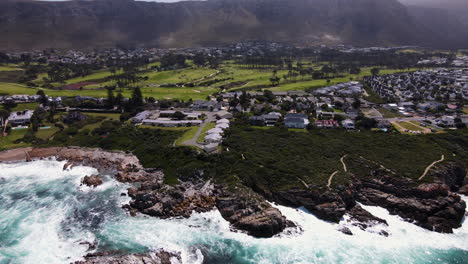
left=348, top=205, right=388, bottom=229
left=272, top=188, right=348, bottom=223
left=82, top=175, right=103, bottom=187
left=128, top=181, right=216, bottom=219
left=216, top=186, right=295, bottom=238
left=72, top=250, right=181, bottom=264
left=426, top=162, right=466, bottom=192
left=355, top=176, right=466, bottom=233
left=459, top=184, right=468, bottom=195
left=337, top=226, right=353, bottom=235
left=346, top=204, right=389, bottom=236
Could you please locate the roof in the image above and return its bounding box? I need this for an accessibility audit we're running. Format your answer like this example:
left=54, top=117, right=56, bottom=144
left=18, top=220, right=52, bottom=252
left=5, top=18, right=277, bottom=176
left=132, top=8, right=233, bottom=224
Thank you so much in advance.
left=216, top=118, right=230, bottom=124
left=285, top=113, right=308, bottom=119
left=285, top=117, right=307, bottom=124
left=207, top=128, right=224, bottom=134
left=8, top=110, right=34, bottom=121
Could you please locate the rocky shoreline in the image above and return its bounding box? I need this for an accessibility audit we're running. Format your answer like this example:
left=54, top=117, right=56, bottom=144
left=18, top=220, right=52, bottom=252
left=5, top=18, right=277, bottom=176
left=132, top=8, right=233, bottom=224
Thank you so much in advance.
left=1, top=147, right=467, bottom=262
left=72, top=250, right=181, bottom=264
left=0, top=147, right=294, bottom=235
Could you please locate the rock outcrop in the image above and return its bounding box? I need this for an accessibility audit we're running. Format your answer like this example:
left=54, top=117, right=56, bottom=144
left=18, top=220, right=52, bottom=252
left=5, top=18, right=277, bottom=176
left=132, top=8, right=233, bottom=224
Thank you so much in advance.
left=73, top=250, right=181, bottom=264
left=126, top=180, right=217, bottom=219
left=355, top=175, right=466, bottom=233
left=216, top=186, right=295, bottom=238
left=82, top=175, right=103, bottom=187
left=272, top=188, right=347, bottom=223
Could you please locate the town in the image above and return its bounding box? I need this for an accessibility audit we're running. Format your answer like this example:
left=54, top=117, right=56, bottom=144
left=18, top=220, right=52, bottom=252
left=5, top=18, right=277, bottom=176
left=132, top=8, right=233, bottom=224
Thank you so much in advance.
left=1, top=43, right=467, bottom=153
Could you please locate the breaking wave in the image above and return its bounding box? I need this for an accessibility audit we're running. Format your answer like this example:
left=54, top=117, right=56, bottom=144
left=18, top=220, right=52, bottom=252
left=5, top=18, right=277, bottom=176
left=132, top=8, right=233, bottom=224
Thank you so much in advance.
left=0, top=160, right=466, bottom=264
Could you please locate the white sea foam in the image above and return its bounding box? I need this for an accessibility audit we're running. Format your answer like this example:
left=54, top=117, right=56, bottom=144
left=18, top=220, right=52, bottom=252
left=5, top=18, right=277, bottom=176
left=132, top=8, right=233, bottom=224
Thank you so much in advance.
left=0, top=160, right=467, bottom=264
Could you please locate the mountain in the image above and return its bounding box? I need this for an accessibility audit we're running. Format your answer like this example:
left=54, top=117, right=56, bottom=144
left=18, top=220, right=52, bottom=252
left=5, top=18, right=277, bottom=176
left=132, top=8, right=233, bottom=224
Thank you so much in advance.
left=0, top=0, right=467, bottom=50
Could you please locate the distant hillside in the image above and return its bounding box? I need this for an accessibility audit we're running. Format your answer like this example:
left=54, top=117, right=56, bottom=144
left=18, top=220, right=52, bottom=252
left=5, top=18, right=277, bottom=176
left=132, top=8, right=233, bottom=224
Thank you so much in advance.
left=0, top=0, right=467, bottom=50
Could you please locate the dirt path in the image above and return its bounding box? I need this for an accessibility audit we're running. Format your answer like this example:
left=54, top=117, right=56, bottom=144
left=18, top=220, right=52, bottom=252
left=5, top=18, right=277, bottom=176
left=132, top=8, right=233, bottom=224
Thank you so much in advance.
left=297, top=177, right=310, bottom=189
left=418, top=155, right=445, bottom=180
left=193, top=70, right=220, bottom=83
left=340, top=155, right=348, bottom=172
left=327, top=171, right=339, bottom=188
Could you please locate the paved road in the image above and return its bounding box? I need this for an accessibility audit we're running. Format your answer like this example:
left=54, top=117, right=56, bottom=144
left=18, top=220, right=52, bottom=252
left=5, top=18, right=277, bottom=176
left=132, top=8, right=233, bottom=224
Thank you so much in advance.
left=182, top=113, right=217, bottom=148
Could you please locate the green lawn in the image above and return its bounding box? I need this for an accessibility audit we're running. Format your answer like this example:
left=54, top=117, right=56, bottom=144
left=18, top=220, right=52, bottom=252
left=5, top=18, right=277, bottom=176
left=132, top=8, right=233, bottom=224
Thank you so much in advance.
left=36, top=127, right=59, bottom=140
left=1, top=102, right=39, bottom=111
left=0, top=64, right=422, bottom=102
left=139, top=125, right=200, bottom=146
left=0, top=65, right=23, bottom=72
left=141, top=68, right=217, bottom=85
left=196, top=122, right=215, bottom=143
left=0, top=82, right=215, bottom=101
left=0, top=129, right=30, bottom=150
left=377, top=108, right=404, bottom=118
left=396, top=122, right=425, bottom=132
left=175, top=126, right=199, bottom=146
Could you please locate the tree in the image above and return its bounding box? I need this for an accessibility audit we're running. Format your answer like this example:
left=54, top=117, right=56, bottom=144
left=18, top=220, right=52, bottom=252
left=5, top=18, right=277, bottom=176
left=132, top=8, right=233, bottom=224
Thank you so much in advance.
left=30, top=107, right=47, bottom=132
left=130, top=87, right=144, bottom=107
left=355, top=116, right=377, bottom=130
left=239, top=91, right=250, bottom=110
left=371, top=68, right=380, bottom=76
left=115, top=93, right=124, bottom=107
left=263, top=90, right=275, bottom=103
left=36, top=90, right=48, bottom=106
left=193, top=53, right=206, bottom=67
left=106, top=88, right=115, bottom=109
left=350, top=67, right=361, bottom=75
left=3, top=100, right=17, bottom=111
left=173, top=111, right=186, bottom=120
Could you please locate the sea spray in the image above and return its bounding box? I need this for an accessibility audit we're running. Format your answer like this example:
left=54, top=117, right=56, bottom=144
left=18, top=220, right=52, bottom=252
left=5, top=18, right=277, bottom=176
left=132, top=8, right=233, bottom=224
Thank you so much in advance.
left=0, top=160, right=467, bottom=264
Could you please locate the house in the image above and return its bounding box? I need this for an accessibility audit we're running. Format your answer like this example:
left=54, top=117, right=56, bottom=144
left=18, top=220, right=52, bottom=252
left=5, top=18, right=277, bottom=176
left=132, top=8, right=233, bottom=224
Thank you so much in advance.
left=249, top=116, right=265, bottom=126
left=216, top=118, right=230, bottom=125
left=142, top=119, right=202, bottom=127
left=284, top=113, right=309, bottom=129
left=205, top=133, right=222, bottom=143
left=202, top=143, right=219, bottom=153
left=216, top=123, right=229, bottom=129
left=192, top=100, right=216, bottom=111
left=64, top=111, right=87, bottom=124
left=131, top=110, right=153, bottom=123
left=216, top=110, right=233, bottom=119
left=263, top=112, right=282, bottom=126
left=207, top=127, right=224, bottom=135
left=315, top=119, right=339, bottom=129
left=249, top=112, right=281, bottom=127
left=7, top=110, right=34, bottom=126
left=341, top=119, right=355, bottom=130
left=436, top=116, right=456, bottom=127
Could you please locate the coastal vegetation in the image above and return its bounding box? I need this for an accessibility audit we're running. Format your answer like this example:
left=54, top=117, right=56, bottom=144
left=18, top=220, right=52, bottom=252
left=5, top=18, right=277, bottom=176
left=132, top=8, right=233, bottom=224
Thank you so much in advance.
left=4, top=115, right=466, bottom=189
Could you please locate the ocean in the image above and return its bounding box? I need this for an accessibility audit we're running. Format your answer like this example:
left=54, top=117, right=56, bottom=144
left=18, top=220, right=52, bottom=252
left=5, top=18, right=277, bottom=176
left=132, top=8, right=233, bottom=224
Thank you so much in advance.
left=0, top=160, right=467, bottom=264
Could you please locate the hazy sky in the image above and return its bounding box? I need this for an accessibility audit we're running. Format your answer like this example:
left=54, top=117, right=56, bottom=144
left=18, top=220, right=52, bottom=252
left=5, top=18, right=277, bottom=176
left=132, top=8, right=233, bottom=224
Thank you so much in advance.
left=37, top=0, right=468, bottom=8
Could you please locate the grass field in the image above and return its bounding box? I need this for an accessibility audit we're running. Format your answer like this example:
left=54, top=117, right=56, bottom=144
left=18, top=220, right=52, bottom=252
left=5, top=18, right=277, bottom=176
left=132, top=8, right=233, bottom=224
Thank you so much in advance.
left=0, top=129, right=30, bottom=150
left=0, top=102, right=38, bottom=111
left=36, top=127, right=60, bottom=140
left=0, top=82, right=215, bottom=101
left=175, top=126, right=199, bottom=146
left=0, top=65, right=23, bottom=72
left=0, top=62, right=421, bottom=101
left=139, top=125, right=201, bottom=146
left=141, top=68, right=217, bottom=85
left=377, top=108, right=404, bottom=118
left=196, top=122, right=216, bottom=143
left=225, top=67, right=420, bottom=92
